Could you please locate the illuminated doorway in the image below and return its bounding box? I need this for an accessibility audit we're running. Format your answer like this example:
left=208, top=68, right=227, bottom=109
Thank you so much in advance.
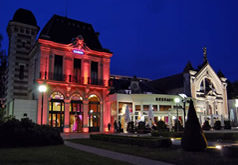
left=88, top=95, right=100, bottom=132
left=70, top=94, right=83, bottom=132
left=49, top=92, right=65, bottom=131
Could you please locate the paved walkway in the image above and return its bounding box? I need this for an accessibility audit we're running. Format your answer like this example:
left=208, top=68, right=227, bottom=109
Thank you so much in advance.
left=64, top=141, right=173, bottom=165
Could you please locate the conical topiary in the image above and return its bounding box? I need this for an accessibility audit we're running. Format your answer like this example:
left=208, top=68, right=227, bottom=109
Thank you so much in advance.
left=181, top=99, right=207, bottom=151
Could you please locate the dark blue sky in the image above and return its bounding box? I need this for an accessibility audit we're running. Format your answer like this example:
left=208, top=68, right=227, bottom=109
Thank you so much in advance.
left=1, top=0, right=238, bottom=81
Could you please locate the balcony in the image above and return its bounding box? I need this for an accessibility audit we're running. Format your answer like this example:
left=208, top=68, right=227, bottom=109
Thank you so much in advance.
left=88, top=77, right=105, bottom=86
left=39, top=72, right=105, bottom=86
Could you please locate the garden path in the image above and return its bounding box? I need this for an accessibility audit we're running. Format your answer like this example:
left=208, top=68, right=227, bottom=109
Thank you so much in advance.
left=64, top=141, right=173, bottom=165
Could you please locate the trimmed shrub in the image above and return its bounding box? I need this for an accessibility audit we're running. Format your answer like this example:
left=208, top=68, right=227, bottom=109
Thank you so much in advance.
left=90, top=134, right=172, bottom=148
left=127, top=121, right=135, bottom=133
left=202, top=120, right=211, bottom=130
left=181, top=100, right=207, bottom=151
left=213, top=120, right=222, bottom=130
left=173, top=119, right=184, bottom=132
left=156, top=120, right=168, bottom=132
left=136, top=121, right=150, bottom=134
left=0, top=118, right=63, bottom=148
left=204, top=132, right=238, bottom=141
left=151, top=131, right=183, bottom=137
left=224, top=120, right=231, bottom=130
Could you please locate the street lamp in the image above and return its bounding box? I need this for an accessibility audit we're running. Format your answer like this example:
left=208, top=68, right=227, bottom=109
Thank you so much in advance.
left=174, top=97, right=181, bottom=132
left=179, top=93, right=188, bottom=127
left=39, top=84, right=47, bottom=125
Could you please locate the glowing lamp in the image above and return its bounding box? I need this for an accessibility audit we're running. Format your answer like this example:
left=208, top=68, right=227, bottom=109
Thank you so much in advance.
left=174, top=97, right=180, bottom=103
left=215, top=145, right=222, bottom=150
left=39, top=84, right=47, bottom=92
left=73, top=49, right=84, bottom=55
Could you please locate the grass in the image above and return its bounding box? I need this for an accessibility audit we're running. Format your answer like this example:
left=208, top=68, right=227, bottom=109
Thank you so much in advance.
left=0, top=145, right=132, bottom=165
left=69, top=138, right=238, bottom=165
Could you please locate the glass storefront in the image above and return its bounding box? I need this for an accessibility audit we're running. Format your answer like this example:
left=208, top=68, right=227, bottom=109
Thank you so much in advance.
left=49, top=92, right=65, bottom=131
left=88, top=95, right=100, bottom=132
left=70, top=100, right=83, bottom=132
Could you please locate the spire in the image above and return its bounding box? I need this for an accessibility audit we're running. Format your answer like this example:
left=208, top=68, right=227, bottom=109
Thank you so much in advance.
left=203, top=47, right=208, bottom=63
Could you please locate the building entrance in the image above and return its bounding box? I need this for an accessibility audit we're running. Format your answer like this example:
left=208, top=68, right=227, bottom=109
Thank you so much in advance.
left=49, top=99, right=65, bottom=131
left=88, top=95, right=100, bottom=132
left=70, top=100, right=83, bottom=132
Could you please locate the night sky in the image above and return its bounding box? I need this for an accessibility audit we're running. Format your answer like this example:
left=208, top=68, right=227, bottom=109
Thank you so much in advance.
left=1, top=0, right=238, bottom=81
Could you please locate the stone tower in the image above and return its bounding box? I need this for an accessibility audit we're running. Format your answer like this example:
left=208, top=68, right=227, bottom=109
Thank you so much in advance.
left=6, top=8, right=39, bottom=114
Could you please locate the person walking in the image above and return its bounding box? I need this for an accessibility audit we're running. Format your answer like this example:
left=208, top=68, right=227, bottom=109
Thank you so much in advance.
left=113, top=120, right=118, bottom=133
left=118, top=121, right=122, bottom=133
left=107, top=123, right=111, bottom=132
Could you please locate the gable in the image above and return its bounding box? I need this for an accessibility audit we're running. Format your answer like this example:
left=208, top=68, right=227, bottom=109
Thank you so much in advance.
left=193, top=63, right=224, bottom=94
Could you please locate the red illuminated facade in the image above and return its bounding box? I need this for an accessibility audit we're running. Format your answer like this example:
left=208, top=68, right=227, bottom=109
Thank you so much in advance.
left=30, top=15, right=113, bottom=133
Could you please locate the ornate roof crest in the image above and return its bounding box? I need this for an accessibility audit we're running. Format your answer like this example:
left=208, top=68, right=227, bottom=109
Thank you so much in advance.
left=69, top=35, right=87, bottom=50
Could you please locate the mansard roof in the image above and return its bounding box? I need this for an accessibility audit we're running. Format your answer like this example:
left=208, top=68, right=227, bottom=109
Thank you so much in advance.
left=39, top=15, right=111, bottom=53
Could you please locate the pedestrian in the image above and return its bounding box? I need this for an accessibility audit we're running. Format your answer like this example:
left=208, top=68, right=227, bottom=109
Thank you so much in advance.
left=114, top=120, right=118, bottom=133
left=118, top=121, right=122, bottom=132
left=108, top=123, right=111, bottom=131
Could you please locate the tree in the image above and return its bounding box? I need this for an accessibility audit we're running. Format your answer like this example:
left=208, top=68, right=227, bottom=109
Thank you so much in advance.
left=181, top=99, right=207, bottom=151
left=157, top=120, right=168, bottom=131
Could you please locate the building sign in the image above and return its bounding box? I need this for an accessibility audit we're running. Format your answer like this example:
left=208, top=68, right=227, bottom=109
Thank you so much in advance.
left=73, top=49, right=84, bottom=55
left=155, top=97, right=173, bottom=102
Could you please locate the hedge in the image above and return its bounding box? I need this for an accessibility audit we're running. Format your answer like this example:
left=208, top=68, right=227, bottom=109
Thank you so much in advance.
left=90, top=134, right=172, bottom=148
left=151, top=131, right=183, bottom=138
left=204, top=132, right=238, bottom=141
left=0, top=118, right=64, bottom=148
left=151, top=131, right=238, bottom=141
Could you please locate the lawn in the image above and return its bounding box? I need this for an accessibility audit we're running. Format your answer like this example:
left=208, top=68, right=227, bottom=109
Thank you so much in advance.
left=69, top=138, right=238, bottom=165
left=0, top=145, right=132, bottom=165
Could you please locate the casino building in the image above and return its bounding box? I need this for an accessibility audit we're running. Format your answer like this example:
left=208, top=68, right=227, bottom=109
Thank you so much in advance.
left=5, top=8, right=229, bottom=132
left=6, top=9, right=112, bottom=132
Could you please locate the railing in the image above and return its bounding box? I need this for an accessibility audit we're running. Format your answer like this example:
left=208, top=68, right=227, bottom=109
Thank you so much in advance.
left=39, top=72, right=105, bottom=86
left=88, top=77, right=105, bottom=86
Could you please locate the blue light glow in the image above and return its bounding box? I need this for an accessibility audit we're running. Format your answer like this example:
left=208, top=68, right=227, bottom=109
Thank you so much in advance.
left=73, top=49, right=84, bottom=55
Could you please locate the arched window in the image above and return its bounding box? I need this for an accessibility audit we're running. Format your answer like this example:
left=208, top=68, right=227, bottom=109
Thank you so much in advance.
left=49, top=91, right=64, bottom=131
left=70, top=94, right=83, bottom=132
left=88, top=94, right=100, bottom=132
left=199, top=78, right=216, bottom=94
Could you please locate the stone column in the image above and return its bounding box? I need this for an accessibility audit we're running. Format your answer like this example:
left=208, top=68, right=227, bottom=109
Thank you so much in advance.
left=100, top=102, right=104, bottom=132
left=83, top=100, right=89, bottom=132
left=82, top=59, right=90, bottom=84
left=64, top=99, right=70, bottom=132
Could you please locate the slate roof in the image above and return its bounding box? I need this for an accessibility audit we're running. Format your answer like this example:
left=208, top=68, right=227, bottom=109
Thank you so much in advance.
left=149, top=73, right=184, bottom=93
left=39, top=15, right=111, bottom=53
left=109, top=78, right=161, bottom=94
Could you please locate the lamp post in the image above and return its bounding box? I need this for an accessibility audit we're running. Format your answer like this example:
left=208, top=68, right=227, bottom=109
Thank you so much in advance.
left=179, top=93, right=187, bottom=127
left=174, top=97, right=181, bottom=132
left=39, top=84, right=47, bottom=125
